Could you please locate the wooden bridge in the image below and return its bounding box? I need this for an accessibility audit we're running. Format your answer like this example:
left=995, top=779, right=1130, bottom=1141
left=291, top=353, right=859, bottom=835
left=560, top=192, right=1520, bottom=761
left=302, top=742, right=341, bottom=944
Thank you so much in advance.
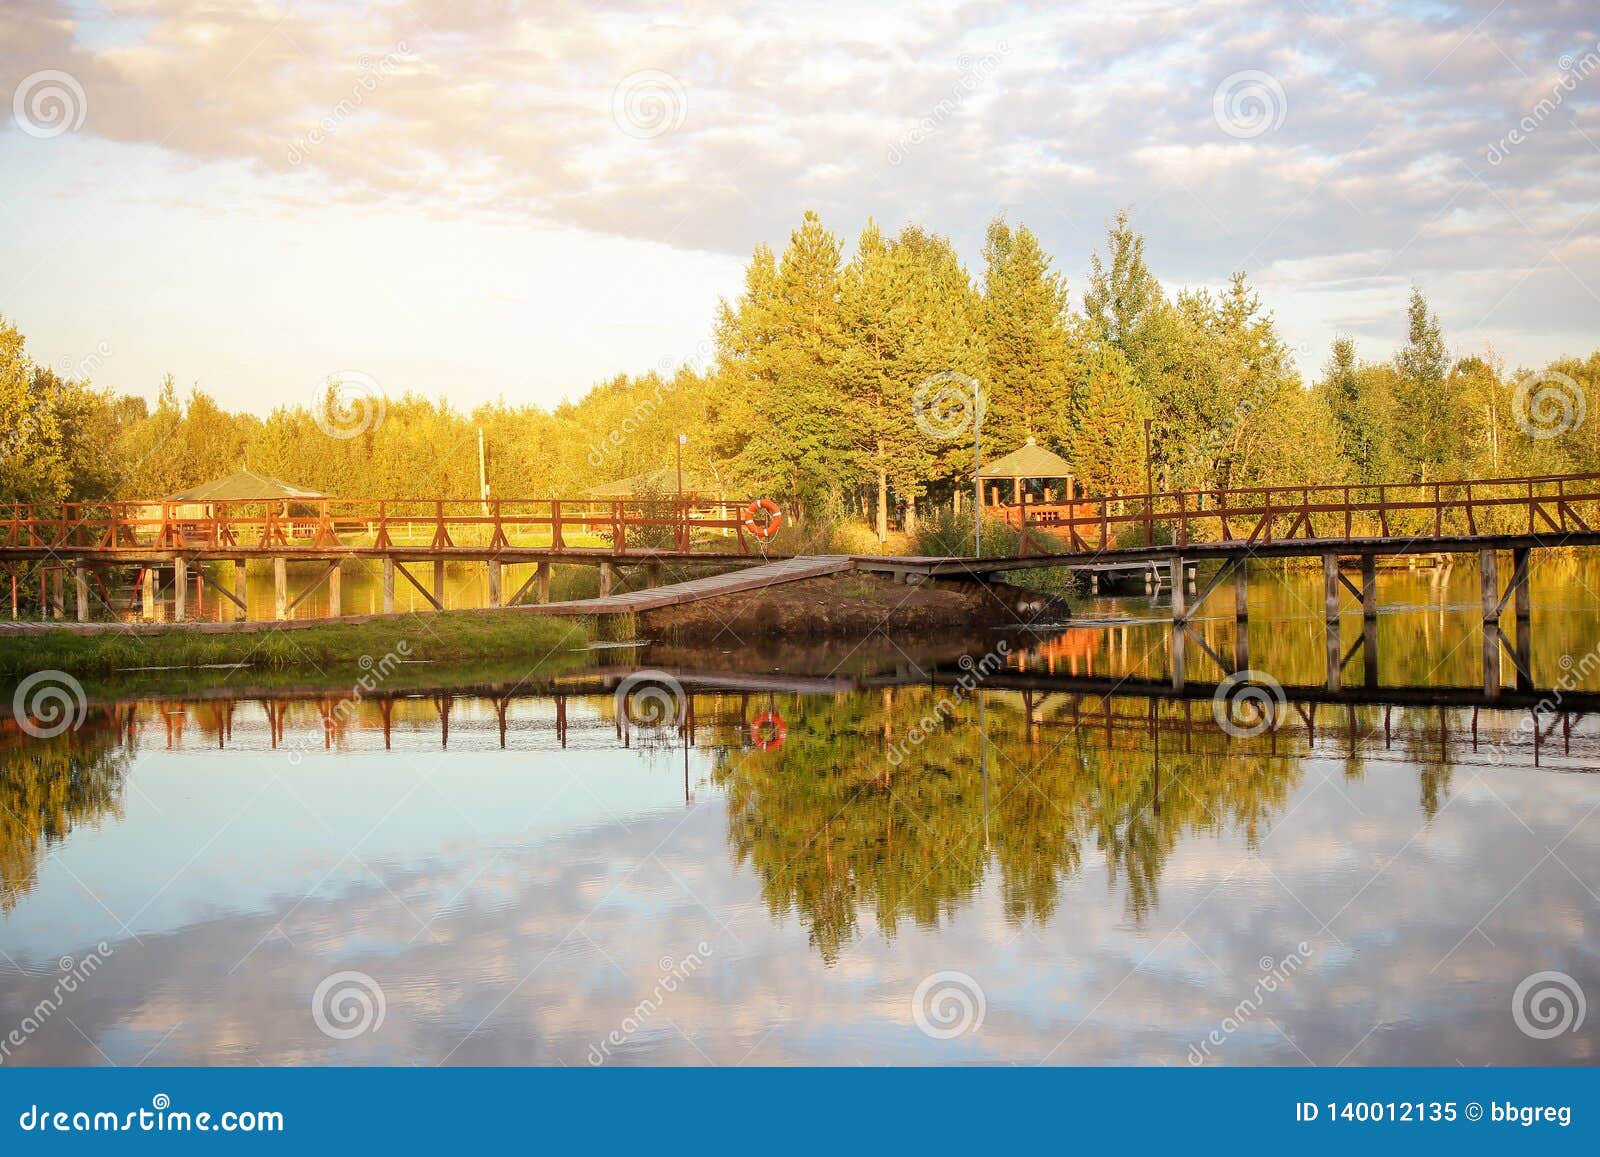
left=3, top=473, right=1599, bottom=641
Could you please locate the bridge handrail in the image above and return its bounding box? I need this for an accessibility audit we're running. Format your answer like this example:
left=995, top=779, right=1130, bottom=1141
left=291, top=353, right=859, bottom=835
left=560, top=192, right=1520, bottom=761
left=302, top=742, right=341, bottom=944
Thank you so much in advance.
left=998, top=471, right=1600, bottom=553
left=0, top=496, right=762, bottom=555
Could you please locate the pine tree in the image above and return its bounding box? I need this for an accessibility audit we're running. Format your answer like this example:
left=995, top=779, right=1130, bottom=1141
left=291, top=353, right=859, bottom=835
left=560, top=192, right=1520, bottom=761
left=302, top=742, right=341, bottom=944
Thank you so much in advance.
left=979, top=218, right=1074, bottom=454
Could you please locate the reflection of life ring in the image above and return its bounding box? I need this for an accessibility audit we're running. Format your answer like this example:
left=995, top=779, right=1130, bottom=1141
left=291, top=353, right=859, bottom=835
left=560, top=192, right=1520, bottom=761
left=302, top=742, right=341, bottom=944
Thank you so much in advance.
left=742, top=498, right=783, bottom=540
left=750, top=711, right=787, bottom=751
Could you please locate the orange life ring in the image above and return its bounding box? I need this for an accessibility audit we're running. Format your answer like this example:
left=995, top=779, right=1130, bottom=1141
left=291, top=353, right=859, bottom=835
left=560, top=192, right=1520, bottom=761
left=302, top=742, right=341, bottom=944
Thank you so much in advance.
left=742, top=498, right=783, bottom=540
left=750, top=710, right=787, bottom=751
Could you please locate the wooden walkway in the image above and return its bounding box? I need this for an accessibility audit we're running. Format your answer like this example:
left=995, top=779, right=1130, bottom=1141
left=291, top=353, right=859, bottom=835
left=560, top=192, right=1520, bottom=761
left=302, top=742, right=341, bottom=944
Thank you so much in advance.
left=0, top=555, right=857, bottom=636
left=533, top=555, right=854, bottom=615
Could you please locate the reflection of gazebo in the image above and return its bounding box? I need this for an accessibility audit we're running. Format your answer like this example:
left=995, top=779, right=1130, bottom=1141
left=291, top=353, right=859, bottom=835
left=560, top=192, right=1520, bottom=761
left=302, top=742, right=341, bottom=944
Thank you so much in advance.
left=978, top=438, right=1074, bottom=507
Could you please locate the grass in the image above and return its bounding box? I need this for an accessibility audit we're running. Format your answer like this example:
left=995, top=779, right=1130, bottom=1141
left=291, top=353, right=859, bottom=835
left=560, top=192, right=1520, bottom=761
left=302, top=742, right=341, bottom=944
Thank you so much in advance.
left=0, top=608, right=594, bottom=686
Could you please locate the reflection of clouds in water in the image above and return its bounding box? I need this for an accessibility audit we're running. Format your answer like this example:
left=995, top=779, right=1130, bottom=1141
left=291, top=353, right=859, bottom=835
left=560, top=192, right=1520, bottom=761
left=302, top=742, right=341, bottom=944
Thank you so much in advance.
left=2, top=762, right=1595, bottom=1066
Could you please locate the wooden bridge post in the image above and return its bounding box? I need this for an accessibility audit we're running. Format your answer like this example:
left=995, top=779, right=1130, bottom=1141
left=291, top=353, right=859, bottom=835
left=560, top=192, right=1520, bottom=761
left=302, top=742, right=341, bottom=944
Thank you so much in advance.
left=328, top=562, right=342, bottom=617
left=488, top=559, right=503, bottom=608
left=74, top=563, right=89, bottom=623
left=51, top=566, right=64, bottom=620
left=1483, top=622, right=1502, bottom=698
left=274, top=557, right=287, bottom=621
left=1362, top=619, right=1379, bottom=686
left=173, top=558, right=187, bottom=621
left=382, top=558, right=395, bottom=613
left=432, top=560, right=445, bottom=610
left=1170, top=624, right=1186, bottom=692
left=1479, top=549, right=1499, bottom=623
left=142, top=567, right=156, bottom=621
left=599, top=562, right=614, bottom=598
left=1324, top=554, right=1341, bottom=692
left=536, top=561, right=551, bottom=603
left=234, top=559, right=248, bottom=621
left=1360, top=555, right=1377, bottom=619
left=1512, top=546, right=1531, bottom=621
left=1168, top=555, right=1185, bottom=623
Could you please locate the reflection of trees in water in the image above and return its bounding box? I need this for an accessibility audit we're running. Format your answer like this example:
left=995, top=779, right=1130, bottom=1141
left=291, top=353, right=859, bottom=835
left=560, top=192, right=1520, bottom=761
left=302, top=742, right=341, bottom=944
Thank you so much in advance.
left=713, top=689, right=1310, bottom=963
left=0, top=710, right=134, bottom=913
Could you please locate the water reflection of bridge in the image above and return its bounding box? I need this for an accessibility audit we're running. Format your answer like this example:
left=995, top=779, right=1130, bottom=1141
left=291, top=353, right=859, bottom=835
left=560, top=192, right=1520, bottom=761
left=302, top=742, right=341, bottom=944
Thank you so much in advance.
left=69, top=664, right=1600, bottom=770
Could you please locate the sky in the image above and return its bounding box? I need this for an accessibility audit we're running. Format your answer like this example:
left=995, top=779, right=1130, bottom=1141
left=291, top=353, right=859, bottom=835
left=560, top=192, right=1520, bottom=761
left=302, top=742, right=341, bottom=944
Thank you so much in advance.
left=1, top=0, right=1597, bottom=416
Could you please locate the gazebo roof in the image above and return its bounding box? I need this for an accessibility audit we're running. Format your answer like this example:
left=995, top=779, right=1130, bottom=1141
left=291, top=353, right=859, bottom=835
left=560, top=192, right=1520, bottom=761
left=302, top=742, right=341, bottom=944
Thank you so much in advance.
left=583, top=468, right=703, bottom=498
left=165, top=469, right=326, bottom=503
left=978, top=438, right=1073, bottom=479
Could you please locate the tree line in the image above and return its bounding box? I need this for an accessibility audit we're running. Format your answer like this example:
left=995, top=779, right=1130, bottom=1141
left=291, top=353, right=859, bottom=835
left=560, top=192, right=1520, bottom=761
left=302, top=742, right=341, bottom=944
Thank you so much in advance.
left=4, top=211, right=1598, bottom=541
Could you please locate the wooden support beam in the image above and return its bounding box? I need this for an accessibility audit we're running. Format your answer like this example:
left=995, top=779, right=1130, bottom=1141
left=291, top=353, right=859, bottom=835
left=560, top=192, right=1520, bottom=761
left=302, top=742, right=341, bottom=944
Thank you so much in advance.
left=274, top=557, right=287, bottom=621
left=235, top=558, right=248, bottom=620
left=599, top=561, right=614, bottom=598
left=52, top=566, right=64, bottom=620
left=1362, top=619, right=1379, bottom=686
left=1170, top=623, right=1186, bottom=692
left=285, top=560, right=340, bottom=615
left=1322, top=553, right=1340, bottom=622
left=487, top=559, right=502, bottom=608
left=1234, top=557, right=1248, bottom=621
left=173, top=557, right=187, bottom=622
left=196, top=566, right=247, bottom=612
left=393, top=560, right=444, bottom=611
left=433, top=560, right=446, bottom=610
left=383, top=557, right=395, bottom=613
left=1168, top=555, right=1185, bottom=623
left=74, top=563, right=89, bottom=623
left=1361, top=554, right=1377, bottom=620
left=328, top=561, right=341, bottom=617
left=142, top=567, right=156, bottom=620
left=537, top=560, right=551, bottom=604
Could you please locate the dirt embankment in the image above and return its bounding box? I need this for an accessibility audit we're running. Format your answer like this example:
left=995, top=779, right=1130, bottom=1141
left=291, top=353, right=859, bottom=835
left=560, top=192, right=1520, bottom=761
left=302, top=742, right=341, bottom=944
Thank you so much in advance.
left=638, top=572, right=1067, bottom=640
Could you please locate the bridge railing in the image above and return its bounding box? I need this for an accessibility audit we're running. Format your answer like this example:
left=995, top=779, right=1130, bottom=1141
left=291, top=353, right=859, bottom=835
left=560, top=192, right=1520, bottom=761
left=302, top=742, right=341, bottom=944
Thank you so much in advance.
left=1007, top=471, right=1600, bottom=554
left=0, top=496, right=761, bottom=555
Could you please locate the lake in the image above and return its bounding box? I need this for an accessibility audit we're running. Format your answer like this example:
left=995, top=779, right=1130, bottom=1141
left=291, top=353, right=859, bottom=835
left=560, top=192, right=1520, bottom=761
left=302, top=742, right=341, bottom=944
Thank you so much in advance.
left=2, top=556, right=1598, bottom=1065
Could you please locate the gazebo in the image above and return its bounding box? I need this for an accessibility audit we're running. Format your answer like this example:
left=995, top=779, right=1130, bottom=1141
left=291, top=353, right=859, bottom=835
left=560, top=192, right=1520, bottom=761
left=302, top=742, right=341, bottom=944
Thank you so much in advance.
left=165, top=469, right=325, bottom=512
left=978, top=438, right=1075, bottom=508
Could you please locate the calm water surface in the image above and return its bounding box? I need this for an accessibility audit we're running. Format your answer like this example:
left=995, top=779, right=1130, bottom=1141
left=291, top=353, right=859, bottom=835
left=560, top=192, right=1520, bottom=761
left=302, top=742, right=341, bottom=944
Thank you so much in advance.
left=3, top=557, right=1599, bottom=1065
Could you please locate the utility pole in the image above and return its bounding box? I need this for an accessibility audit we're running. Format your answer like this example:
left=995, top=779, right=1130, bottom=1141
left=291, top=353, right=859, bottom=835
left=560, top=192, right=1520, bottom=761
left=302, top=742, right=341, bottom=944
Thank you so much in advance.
left=973, top=383, right=983, bottom=557
left=478, top=427, right=490, bottom=515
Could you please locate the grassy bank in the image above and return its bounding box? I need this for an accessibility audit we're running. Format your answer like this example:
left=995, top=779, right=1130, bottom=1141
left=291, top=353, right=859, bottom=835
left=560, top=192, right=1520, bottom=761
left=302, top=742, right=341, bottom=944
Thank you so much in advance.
left=0, top=609, right=594, bottom=684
